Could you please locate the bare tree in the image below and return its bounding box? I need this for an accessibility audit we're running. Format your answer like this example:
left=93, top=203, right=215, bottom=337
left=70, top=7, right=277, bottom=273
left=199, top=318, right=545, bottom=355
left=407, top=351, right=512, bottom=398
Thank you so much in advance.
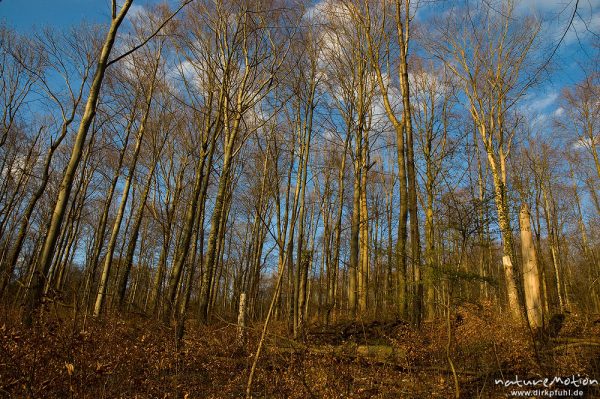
left=24, top=0, right=134, bottom=324
left=432, top=0, right=541, bottom=322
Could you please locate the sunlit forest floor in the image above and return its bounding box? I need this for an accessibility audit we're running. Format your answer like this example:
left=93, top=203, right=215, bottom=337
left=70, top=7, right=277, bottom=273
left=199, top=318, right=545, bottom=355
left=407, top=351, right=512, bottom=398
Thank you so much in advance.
left=1, top=304, right=600, bottom=398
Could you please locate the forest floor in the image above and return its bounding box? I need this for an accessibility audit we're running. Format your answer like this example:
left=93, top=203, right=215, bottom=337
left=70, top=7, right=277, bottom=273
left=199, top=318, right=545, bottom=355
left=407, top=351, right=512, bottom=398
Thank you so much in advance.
left=1, top=303, right=600, bottom=398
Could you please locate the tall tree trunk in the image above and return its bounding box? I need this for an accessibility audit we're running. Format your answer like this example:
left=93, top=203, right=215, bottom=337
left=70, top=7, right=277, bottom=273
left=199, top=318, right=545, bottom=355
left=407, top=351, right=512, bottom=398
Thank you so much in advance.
left=209, top=185, right=233, bottom=316
left=489, top=160, right=521, bottom=321
left=396, top=0, right=422, bottom=326
left=165, top=103, right=219, bottom=322
left=0, top=120, right=73, bottom=297
left=519, top=203, right=543, bottom=330
left=474, top=127, right=489, bottom=302
left=175, top=197, right=204, bottom=343
left=25, top=0, right=133, bottom=324
left=198, top=115, right=239, bottom=322
left=46, top=151, right=93, bottom=294
left=293, top=90, right=314, bottom=336
left=542, top=186, right=564, bottom=312
left=349, top=139, right=361, bottom=317
left=81, top=111, right=136, bottom=312
left=93, top=93, right=151, bottom=317
left=329, top=129, right=351, bottom=323
left=358, top=131, right=369, bottom=315
left=117, top=159, right=159, bottom=308
left=148, top=161, right=186, bottom=315
left=273, top=137, right=294, bottom=321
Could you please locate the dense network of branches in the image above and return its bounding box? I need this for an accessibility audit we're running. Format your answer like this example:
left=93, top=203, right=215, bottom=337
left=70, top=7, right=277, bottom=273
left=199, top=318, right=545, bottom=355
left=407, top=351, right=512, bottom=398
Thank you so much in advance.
left=0, top=0, right=598, bottom=342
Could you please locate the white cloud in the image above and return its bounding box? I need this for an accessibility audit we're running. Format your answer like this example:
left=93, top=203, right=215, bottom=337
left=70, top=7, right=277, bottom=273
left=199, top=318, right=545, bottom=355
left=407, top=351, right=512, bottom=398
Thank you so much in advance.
left=516, top=0, right=572, bottom=15
left=1, top=153, right=40, bottom=182
left=371, top=95, right=395, bottom=134
left=304, top=0, right=351, bottom=24
left=553, top=106, right=565, bottom=117
left=519, top=91, right=559, bottom=128
left=514, top=0, right=600, bottom=54
left=519, top=0, right=600, bottom=46
left=571, top=136, right=600, bottom=150
left=166, top=59, right=207, bottom=94
left=127, top=4, right=148, bottom=21
left=524, top=91, right=559, bottom=113
left=303, top=1, right=325, bottom=22
left=563, top=10, right=600, bottom=45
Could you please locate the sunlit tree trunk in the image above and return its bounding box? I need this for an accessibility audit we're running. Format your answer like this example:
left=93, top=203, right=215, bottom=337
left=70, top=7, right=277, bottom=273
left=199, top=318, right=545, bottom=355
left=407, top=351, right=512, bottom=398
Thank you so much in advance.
left=93, top=72, right=155, bottom=317
left=0, top=122, right=73, bottom=297
left=349, top=139, right=361, bottom=317
left=541, top=185, right=564, bottom=312
left=357, top=0, right=410, bottom=317
left=293, top=92, right=313, bottom=336
left=329, top=131, right=351, bottom=323
left=148, top=159, right=186, bottom=315
left=358, top=130, right=369, bottom=315
left=520, top=203, right=543, bottom=329
left=395, top=0, right=422, bottom=326
left=165, top=113, right=218, bottom=322
left=117, top=154, right=161, bottom=308
left=25, top=0, right=133, bottom=324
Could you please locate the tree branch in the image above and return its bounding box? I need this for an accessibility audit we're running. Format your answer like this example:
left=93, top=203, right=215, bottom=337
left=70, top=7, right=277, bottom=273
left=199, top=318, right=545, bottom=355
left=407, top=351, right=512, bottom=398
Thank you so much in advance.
left=106, top=0, right=194, bottom=68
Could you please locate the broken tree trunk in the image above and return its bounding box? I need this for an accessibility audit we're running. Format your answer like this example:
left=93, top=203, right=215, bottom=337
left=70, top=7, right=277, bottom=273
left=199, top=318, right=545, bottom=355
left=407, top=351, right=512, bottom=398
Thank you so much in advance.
left=237, top=292, right=247, bottom=344
left=520, top=203, right=543, bottom=330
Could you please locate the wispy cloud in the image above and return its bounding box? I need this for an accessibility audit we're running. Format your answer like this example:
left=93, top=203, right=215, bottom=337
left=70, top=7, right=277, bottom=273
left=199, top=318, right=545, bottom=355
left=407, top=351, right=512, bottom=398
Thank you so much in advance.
left=127, top=4, right=148, bottom=21
left=553, top=107, right=565, bottom=117
left=563, top=10, right=600, bottom=45
left=524, top=91, right=559, bottom=113
left=520, top=91, right=560, bottom=128
left=516, top=0, right=575, bottom=15
left=516, top=0, right=599, bottom=50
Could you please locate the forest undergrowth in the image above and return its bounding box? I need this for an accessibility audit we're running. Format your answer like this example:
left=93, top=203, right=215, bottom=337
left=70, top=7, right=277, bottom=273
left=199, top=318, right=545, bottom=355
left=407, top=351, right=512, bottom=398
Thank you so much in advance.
left=2, top=303, right=600, bottom=398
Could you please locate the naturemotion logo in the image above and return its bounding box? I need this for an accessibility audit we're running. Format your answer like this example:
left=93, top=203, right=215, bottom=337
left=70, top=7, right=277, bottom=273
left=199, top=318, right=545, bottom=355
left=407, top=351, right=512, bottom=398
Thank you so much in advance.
left=495, top=375, right=598, bottom=388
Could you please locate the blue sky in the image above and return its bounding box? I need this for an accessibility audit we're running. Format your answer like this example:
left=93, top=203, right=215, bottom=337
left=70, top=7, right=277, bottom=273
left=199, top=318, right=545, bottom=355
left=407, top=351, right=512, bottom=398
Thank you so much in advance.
left=515, top=0, right=599, bottom=113
left=0, top=1, right=172, bottom=32
left=0, top=0, right=116, bottom=30
left=1, top=0, right=597, bottom=124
